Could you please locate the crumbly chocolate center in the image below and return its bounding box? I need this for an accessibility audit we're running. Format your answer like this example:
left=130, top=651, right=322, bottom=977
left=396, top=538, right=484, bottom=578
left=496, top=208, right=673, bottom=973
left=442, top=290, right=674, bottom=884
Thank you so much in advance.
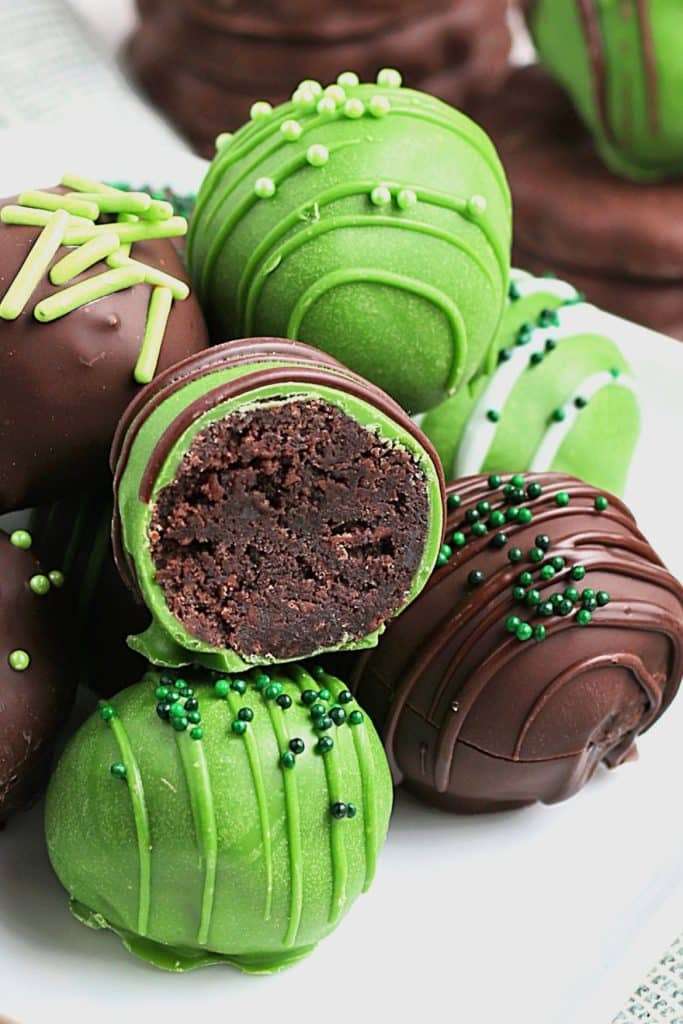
left=149, top=398, right=430, bottom=660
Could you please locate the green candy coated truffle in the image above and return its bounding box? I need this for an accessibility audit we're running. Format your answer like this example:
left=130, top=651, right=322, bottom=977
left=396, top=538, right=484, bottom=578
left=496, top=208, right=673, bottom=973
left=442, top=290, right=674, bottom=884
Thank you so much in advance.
left=421, top=271, right=640, bottom=496
left=526, top=0, right=683, bottom=182
left=45, top=665, right=392, bottom=973
left=187, top=71, right=512, bottom=413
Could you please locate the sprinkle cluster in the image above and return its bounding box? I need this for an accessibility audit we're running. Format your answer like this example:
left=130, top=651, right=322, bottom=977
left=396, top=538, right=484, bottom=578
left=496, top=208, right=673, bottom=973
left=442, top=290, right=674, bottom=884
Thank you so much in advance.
left=0, top=175, right=190, bottom=384
left=438, top=474, right=612, bottom=643
left=6, top=529, right=64, bottom=672
left=155, top=675, right=204, bottom=739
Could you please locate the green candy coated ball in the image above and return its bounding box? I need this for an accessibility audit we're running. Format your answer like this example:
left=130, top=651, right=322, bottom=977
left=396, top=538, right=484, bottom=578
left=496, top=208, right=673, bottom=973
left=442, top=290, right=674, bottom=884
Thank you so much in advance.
left=187, top=75, right=511, bottom=413
left=45, top=668, right=392, bottom=974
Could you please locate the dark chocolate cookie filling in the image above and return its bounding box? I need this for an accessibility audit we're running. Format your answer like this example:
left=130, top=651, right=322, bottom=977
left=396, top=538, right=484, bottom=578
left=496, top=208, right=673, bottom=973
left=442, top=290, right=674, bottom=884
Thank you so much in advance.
left=149, top=398, right=430, bottom=659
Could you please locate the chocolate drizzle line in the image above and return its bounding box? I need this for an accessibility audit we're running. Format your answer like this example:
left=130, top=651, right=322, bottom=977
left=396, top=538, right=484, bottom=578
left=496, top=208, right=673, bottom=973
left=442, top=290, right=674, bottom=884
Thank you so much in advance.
left=636, top=0, right=660, bottom=135
left=577, top=0, right=616, bottom=144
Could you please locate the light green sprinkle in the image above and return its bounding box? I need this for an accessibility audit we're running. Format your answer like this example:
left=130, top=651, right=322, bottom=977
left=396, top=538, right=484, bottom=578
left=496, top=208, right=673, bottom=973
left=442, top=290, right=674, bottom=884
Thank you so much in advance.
left=337, top=71, right=359, bottom=87
left=63, top=216, right=187, bottom=246
left=376, top=68, right=402, bottom=88
left=306, top=144, right=329, bottom=167
left=316, top=97, right=337, bottom=116
left=254, top=178, right=276, bottom=199
left=29, top=574, right=51, bottom=596
left=72, top=191, right=152, bottom=215
left=50, top=232, right=120, bottom=285
left=142, top=199, right=175, bottom=222
left=369, top=95, right=390, bottom=117
left=8, top=650, right=30, bottom=671
left=343, top=98, right=365, bottom=119
left=0, top=210, right=69, bottom=320
left=116, top=212, right=137, bottom=258
left=323, top=84, right=346, bottom=105
left=60, top=172, right=119, bottom=195
left=467, top=194, right=488, bottom=217
left=34, top=264, right=145, bottom=322
left=134, top=286, right=173, bottom=384
left=215, top=132, right=233, bottom=150
left=250, top=101, right=272, bottom=121
left=1, top=205, right=91, bottom=230
left=10, top=529, right=32, bottom=550
left=280, top=120, right=302, bottom=142
left=370, top=185, right=392, bottom=207
left=19, top=190, right=99, bottom=221
left=396, top=188, right=417, bottom=210
left=107, top=252, right=189, bottom=300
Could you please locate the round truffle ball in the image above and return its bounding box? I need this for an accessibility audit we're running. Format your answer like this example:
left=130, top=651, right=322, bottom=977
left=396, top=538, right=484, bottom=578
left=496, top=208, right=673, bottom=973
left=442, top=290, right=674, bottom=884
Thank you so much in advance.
left=1, top=529, right=76, bottom=824
left=421, top=271, right=640, bottom=496
left=187, top=71, right=511, bottom=413
left=350, top=472, right=683, bottom=812
left=45, top=664, right=392, bottom=972
left=0, top=181, right=208, bottom=512
left=525, top=0, right=683, bottom=182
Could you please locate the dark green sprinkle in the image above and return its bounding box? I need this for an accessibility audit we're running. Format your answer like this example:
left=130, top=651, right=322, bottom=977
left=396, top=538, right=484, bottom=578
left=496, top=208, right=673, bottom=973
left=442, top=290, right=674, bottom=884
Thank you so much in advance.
left=594, top=495, right=609, bottom=511
left=159, top=673, right=175, bottom=686
left=346, top=803, right=357, bottom=819
left=574, top=396, right=588, bottom=409
left=167, top=690, right=180, bottom=704
left=452, top=531, right=467, bottom=548
left=477, top=500, right=491, bottom=516
left=171, top=716, right=188, bottom=732
left=577, top=609, right=592, bottom=625
left=289, top=738, right=305, bottom=755
left=511, top=474, right=525, bottom=487
left=437, top=552, right=449, bottom=568
left=508, top=547, right=523, bottom=563
left=538, top=307, right=560, bottom=327
left=516, top=622, right=533, bottom=641
left=471, top=522, right=488, bottom=538
left=513, top=586, right=526, bottom=602
left=506, top=507, right=520, bottom=522
left=558, top=599, right=574, bottom=616
left=440, top=544, right=453, bottom=559
left=318, top=688, right=331, bottom=701
left=110, top=762, right=127, bottom=779
left=535, top=534, right=551, bottom=550
left=492, top=531, right=508, bottom=548
left=610, top=366, right=621, bottom=378
left=538, top=602, right=554, bottom=618
left=276, top=693, right=292, bottom=709
left=489, top=510, right=506, bottom=528
left=184, top=698, right=198, bottom=712
left=517, top=508, right=533, bottom=524
left=552, top=409, right=566, bottom=423
left=597, top=590, right=611, bottom=607
left=156, top=702, right=171, bottom=721
left=331, top=802, right=348, bottom=820
left=525, top=589, right=541, bottom=607
left=486, top=409, right=500, bottom=423
left=582, top=588, right=596, bottom=601
left=519, top=571, right=533, bottom=586
left=301, top=690, right=318, bottom=706
left=329, top=706, right=346, bottom=725
left=338, top=690, right=353, bottom=704
left=516, top=324, right=534, bottom=345
left=238, top=707, right=254, bottom=722
left=488, top=474, right=503, bottom=489
left=447, top=493, right=462, bottom=510
left=530, top=351, right=544, bottom=366
left=348, top=710, right=364, bottom=726
left=570, top=566, right=586, bottom=581
left=529, top=547, right=544, bottom=563
left=556, top=491, right=570, bottom=507
left=155, top=685, right=169, bottom=700
left=316, top=736, right=334, bottom=753
left=505, top=615, right=521, bottom=633
left=540, top=564, right=555, bottom=581
left=315, top=716, right=334, bottom=732
left=508, top=281, right=521, bottom=301
left=190, top=727, right=204, bottom=741
left=176, top=679, right=188, bottom=692
left=551, top=593, right=565, bottom=608
left=583, top=597, right=598, bottom=612
left=465, top=509, right=480, bottom=524
left=468, top=569, right=486, bottom=587
left=99, top=705, right=116, bottom=721
left=533, top=625, right=547, bottom=642
left=564, top=586, right=579, bottom=603
left=527, top=483, right=543, bottom=499
left=264, top=682, right=283, bottom=700
left=545, top=338, right=557, bottom=352
left=498, top=347, right=512, bottom=363
left=254, top=672, right=271, bottom=689
left=281, top=751, right=296, bottom=769
left=231, top=720, right=247, bottom=735
left=187, top=710, right=201, bottom=724
left=170, top=702, right=185, bottom=719
left=508, top=487, right=526, bottom=505
left=551, top=556, right=565, bottom=571
left=214, top=679, right=230, bottom=698
left=310, top=703, right=326, bottom=719
left=312, top=664, right=325, bottom=679
left=231, top=678, right=247, bottom=694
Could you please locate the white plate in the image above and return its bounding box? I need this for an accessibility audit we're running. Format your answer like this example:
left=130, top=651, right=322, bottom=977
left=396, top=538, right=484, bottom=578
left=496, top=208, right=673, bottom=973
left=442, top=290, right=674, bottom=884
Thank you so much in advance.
left=0, top=311, right=682, bottom=1024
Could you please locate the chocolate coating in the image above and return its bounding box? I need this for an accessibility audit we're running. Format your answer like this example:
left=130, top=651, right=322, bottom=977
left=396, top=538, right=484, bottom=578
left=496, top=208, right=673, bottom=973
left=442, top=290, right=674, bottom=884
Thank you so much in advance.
left=350, top=473, right=683, bottom=812
left=0, top=189, right=209, bottom=512
left=0, top=531, right=76, bottom=824
left=126, top=0, right=511, bottom=158
left=469, top=66, right=683, bottom=340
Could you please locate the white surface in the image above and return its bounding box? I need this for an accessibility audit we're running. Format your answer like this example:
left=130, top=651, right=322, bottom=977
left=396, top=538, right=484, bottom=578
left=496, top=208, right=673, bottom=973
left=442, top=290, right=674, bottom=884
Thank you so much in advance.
left=1, top=3, right=682, bottom=1024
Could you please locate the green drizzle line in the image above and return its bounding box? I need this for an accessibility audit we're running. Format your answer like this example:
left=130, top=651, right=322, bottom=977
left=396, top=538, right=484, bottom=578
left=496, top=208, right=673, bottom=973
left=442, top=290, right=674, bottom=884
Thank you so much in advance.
left=174, top=731, right=218, bottom=946
left=104, top=711, right=152, bottom=937
left=226, top=689, right=273, bottom=921
left=289, top=667, right=347, bottom=925
left=264, top=697, right=303, bottom=948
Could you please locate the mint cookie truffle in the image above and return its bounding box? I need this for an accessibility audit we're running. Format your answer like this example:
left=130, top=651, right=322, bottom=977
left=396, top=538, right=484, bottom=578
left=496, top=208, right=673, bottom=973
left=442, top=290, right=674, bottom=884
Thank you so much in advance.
left=111, top=338, right=445, bottom=673
left=187, top=70, right=511, bottom=413
left=421, top=272, right=640, bottom=496
left=45, top=665, right=392, bottom=972
left=525, top=0, right=683, bottom=181
left=1, top=529, right=75, bottom=823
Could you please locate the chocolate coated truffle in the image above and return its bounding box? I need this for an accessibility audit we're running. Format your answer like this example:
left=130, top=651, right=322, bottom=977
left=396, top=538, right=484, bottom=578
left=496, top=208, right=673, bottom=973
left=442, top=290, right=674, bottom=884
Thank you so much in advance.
left=0, top=177, right=208, bottom=512
left=525, top=0, right=683, bottom=182
left=188, top=71, right=511, bottom=413
left=127, top=0, right=511, bottom=158
left=0, top=529, right=76, bottom=824
left=350, top=473, right=683, bottom=812
left=111, top=338, right=445, bottom=673
left=421, top=270, right=640, bottom=496
left=45, top=664, right=392, bottom=972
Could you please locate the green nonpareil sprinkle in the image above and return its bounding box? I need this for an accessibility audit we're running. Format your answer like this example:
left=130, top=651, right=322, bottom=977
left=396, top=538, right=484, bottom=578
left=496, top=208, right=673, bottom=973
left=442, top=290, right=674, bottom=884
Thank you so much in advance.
left=0, top=210, right=69, bottom=320
left=34, top=264, right=146, bottom=322
left=50, top=231, right=121, bottom=286
left=107, top=251, right=189, bottom=300
left=134, top=287, right=174, bottom=384
left=19, top=190, right=99, bottom=221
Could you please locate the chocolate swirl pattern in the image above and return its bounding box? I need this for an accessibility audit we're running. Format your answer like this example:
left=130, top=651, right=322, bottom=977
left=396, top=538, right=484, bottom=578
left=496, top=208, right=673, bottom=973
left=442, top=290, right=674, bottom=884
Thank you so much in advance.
left=350, top=472, right=683, bottom=812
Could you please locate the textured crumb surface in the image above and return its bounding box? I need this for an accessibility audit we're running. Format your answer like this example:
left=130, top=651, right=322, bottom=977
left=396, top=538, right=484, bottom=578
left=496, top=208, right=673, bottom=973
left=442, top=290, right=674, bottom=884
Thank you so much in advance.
left=149, top=399, right=429, bottom=659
